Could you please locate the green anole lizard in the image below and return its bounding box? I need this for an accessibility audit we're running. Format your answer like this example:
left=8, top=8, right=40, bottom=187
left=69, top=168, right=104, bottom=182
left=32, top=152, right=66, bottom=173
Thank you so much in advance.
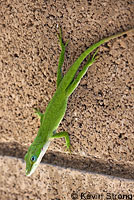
left=24, top=27, right=134, bottom=176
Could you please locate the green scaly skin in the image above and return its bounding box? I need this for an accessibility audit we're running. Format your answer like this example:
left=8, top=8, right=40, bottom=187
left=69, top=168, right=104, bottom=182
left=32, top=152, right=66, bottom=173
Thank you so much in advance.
left=24, top=27, right=134, bottom=176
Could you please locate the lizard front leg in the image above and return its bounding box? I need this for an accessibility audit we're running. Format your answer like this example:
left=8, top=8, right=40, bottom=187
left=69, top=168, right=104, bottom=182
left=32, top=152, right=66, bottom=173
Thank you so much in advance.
left=50, top=131, right=71, bottom=152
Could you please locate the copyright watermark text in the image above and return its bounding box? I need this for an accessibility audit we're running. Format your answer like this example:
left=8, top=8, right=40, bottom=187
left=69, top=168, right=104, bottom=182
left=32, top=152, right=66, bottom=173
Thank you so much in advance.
left=71, top=192, right=133, bottom=200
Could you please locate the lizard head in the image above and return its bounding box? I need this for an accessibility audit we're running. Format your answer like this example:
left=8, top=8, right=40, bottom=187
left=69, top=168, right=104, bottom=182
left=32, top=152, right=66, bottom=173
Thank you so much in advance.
left=24, top=140, right=51, bottom=176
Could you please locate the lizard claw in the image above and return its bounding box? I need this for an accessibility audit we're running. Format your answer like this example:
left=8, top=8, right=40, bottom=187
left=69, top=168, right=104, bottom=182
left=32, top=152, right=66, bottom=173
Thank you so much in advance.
left=57, top=27, right=69, bottom=50
left=91, top=48, right=99, bottom=61
left=63, top=143, right=72, bottom=153
left=33, top=108, right=43, bottom=119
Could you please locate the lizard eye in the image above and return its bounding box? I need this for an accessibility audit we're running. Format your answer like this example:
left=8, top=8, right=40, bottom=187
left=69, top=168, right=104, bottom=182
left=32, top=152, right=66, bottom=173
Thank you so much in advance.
left=31, top=155, right=37, bottom=162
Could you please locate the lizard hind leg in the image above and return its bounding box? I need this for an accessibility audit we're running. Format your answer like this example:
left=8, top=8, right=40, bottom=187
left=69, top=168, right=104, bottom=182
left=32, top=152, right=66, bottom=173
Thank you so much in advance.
left=57, top=27, right=69, bottom=88
left=65, top=49, right=99, bottom=96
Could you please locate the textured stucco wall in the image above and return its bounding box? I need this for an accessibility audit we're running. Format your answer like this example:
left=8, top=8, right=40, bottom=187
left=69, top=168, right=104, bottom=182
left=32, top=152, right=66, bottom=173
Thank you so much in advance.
left=1, top=156, right=134, bottom=200
left=0, top=0, right=134, bottom=199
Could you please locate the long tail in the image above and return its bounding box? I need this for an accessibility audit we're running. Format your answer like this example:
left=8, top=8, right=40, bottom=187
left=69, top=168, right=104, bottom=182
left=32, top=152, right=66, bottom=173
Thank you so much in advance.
left=60, top=28, right=134, bottom=89
left=73, top=28, right=134, bottom=68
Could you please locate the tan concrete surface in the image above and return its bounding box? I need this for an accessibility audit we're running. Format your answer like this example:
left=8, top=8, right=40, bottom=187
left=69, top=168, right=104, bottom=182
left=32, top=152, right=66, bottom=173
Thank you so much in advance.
left=0, top=0, right=134, bottom=199
left=1, top=156, right=134, bottom=200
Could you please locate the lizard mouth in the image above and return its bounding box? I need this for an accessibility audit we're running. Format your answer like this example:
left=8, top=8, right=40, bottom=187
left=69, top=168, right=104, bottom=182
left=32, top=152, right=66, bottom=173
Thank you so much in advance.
left=26, top=169, right=31, bottom=176
left=26, top=163, right=38, bottom=177
left=25, top=140, right=51, bottom=176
